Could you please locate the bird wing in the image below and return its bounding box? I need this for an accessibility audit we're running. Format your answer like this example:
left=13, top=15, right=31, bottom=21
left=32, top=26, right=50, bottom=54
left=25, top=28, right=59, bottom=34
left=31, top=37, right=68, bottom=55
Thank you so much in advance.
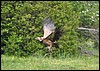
left=53, top=26, right=63, bottom=42
left=43, top=18, right=55, bottom=39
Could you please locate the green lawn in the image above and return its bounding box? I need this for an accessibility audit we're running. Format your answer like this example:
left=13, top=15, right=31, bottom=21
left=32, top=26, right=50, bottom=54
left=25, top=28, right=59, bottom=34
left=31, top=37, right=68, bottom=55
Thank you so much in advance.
left=1, top=55, right=99, bottom=70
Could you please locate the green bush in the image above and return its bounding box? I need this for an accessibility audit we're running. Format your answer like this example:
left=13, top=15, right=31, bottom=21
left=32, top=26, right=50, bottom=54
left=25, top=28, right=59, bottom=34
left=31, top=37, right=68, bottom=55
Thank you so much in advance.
left=2, top=1, right=98, bottom=57
left=71, top=1, right=99, bottom=28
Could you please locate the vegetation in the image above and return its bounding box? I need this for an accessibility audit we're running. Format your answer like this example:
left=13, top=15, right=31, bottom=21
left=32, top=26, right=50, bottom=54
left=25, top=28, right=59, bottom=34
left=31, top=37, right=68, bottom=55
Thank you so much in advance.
left=1, top=1, right=99, bottom=57
left=1, top=55, right=99, bottom=70
left=1, top=1, right=99, bottom=70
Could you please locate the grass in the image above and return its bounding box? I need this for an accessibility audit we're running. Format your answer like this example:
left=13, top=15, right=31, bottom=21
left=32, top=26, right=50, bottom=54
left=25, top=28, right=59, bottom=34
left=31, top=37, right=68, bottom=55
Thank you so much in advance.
left=1, top=54, right=99, bottom=70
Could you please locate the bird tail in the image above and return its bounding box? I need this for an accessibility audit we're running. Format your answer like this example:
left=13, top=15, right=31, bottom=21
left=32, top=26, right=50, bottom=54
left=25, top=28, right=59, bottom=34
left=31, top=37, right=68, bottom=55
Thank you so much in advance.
left=53, top=41, right=59, bottom=48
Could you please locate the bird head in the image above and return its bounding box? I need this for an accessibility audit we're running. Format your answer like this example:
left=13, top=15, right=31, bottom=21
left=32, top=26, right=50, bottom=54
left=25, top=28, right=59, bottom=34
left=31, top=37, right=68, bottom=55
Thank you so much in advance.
left=35, top=37, right=44, bottom=41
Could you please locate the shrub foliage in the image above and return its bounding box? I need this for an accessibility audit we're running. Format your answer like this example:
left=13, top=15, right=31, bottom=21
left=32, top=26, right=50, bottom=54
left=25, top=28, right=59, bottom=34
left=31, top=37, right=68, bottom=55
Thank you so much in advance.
left=1, top=1, right=99, bottom=57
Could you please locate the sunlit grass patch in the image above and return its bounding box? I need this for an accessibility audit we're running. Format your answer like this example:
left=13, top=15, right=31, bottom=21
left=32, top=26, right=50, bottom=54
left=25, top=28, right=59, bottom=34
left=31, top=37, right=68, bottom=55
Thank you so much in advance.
left=1, top=55, right=99, bottom=70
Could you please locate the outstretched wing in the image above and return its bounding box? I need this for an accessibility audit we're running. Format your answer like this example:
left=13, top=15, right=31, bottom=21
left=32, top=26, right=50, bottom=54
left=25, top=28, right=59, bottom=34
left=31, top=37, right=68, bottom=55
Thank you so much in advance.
left=53, top=26, right=63, bottom=42
left=43, top=18, right=55, bottom=39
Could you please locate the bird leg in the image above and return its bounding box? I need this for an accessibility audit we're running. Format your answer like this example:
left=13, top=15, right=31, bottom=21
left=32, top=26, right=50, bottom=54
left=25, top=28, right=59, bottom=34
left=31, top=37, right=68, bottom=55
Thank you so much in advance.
left=47, top=46, right=52, bottom=53
left=43, top=46, right=52, bottom=58
left=47, top=41, right=53, bottom=52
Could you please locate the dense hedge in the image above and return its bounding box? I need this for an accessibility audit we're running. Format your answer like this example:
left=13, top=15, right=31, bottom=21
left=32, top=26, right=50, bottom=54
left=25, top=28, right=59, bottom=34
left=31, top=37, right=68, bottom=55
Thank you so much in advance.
left=1, top=1, right=98, bottom=57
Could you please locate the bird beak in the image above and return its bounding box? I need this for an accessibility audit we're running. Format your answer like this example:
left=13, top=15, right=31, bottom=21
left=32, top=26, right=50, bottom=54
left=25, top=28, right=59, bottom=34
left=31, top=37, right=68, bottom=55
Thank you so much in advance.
left=35, top=37, right=38, bottom=40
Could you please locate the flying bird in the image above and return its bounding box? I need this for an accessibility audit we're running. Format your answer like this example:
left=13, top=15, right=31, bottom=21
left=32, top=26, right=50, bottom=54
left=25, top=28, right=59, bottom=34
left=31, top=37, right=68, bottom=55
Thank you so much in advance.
left=35, top=18, right=61, bottom=52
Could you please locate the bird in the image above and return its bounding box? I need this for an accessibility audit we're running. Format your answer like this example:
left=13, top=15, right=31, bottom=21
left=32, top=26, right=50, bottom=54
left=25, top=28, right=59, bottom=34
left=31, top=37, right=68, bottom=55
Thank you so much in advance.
left=35, top=18, right=61, bottom=53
